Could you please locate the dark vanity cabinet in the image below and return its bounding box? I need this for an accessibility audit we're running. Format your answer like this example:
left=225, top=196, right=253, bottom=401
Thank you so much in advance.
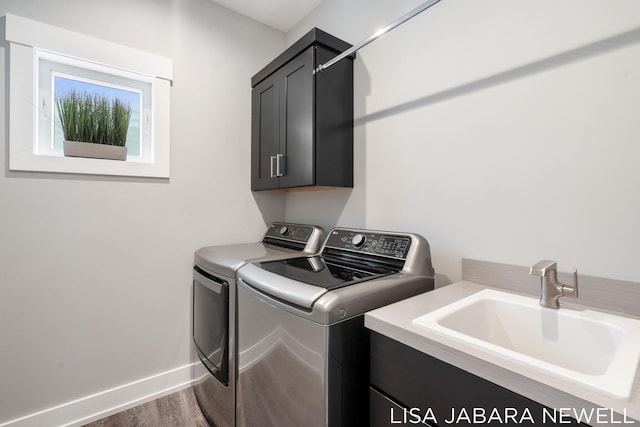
left=370, top=332, right=587, bottom=427
left=251, top=28, right=354, bottom=191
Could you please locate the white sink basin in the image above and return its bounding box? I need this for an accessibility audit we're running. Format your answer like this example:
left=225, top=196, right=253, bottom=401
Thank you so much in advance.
left=412, top=289, right=640, bottom=399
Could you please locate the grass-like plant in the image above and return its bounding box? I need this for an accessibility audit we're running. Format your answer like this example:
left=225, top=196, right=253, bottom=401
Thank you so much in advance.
left=56, top=90, right=132, bottom=147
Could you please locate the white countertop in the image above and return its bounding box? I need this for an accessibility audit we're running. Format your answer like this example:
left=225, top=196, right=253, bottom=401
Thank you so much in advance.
left=365, top=281, right=640, bottom=427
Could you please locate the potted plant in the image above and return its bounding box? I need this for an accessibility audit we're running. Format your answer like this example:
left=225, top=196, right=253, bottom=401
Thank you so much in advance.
left=56, top=90, right=132, bottom=161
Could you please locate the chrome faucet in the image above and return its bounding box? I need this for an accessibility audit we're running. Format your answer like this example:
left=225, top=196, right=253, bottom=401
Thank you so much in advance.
left=530, top=260, right=578, bottom=309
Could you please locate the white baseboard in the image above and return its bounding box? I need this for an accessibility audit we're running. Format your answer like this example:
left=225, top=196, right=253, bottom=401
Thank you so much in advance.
left=0, top=362, right=208, bottom=427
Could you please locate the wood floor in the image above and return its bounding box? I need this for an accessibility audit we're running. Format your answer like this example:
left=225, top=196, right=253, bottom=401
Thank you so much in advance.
left=82, top=387, right=210, bottom=427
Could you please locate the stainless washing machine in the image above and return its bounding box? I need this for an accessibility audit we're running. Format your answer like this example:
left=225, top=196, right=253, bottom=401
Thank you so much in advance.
left=192, top=222, right=324, bottom=427
left=236, top=227, right=435, bottom=427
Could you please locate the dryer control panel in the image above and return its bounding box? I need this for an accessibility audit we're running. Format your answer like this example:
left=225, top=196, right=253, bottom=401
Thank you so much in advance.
left=261, top=222, right=324, bottom=253
left=264, top=223, right=314, bottom=242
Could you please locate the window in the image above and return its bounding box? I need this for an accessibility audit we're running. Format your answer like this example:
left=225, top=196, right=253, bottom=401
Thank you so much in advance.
left=37, top=49, right=153, bottom=162
left=6, top=14, right=173, bottom=178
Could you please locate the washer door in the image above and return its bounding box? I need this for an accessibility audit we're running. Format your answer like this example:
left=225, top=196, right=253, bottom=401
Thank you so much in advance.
left=193, top=267, right=228, bottom=385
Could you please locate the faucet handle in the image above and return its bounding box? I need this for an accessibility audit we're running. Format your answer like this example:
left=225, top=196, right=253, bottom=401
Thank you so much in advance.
left=563, top=269, right=579, bottom=298
left=530, top=260, right=557, bottom=277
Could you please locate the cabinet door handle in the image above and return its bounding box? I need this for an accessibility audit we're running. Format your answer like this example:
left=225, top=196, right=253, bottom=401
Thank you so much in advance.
left=276, top=154, right=285, bottom=177
left=270, top=155, right=277, bottom=178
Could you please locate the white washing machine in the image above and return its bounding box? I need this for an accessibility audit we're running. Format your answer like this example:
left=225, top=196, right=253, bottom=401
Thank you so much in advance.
left=192, top=222, right=324, bottom=427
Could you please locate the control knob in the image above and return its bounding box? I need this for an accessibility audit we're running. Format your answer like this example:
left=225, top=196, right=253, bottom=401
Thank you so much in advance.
left=278, top=226, right=289, bottom=236
left=352, top=234, right=366, bottom=248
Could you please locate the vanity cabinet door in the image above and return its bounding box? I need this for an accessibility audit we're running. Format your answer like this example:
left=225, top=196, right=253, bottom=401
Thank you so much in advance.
left=370, top=332, right=587, bottom=426
left=370, top=386, right=432, bottom=427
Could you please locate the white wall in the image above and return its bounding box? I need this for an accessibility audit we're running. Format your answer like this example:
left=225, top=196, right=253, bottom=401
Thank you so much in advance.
left=2, top=0, right=640, bottom=424
left=285, top=0, right=640, bottom=285
left=0, top=0, right=284, bottom=424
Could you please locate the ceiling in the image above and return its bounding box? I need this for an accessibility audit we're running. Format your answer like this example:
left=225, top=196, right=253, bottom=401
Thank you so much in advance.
left=210, top=0, right=324, bottom=32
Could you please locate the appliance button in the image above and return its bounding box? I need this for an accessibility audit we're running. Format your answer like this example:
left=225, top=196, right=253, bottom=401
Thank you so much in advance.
left=352, top=234, right=366, bottom=248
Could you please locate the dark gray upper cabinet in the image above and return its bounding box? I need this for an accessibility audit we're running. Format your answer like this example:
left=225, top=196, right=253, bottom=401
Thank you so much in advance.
left=251, top=28, right=354, bottom=191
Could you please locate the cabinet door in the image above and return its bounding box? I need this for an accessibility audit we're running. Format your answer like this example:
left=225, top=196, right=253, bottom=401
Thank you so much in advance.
left=251, top=74, right=280, bottom=190
left=370, top=332, right=587, bottom=426
left=279, top=47, right=314, bottom=188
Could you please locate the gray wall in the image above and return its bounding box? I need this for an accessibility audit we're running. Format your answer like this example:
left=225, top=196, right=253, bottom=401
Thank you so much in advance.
left=284, top=0, right=640, bottom=285
left=0, top=0, right=284, bottom=423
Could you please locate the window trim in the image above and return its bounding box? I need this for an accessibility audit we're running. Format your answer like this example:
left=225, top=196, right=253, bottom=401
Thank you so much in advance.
left=6, top=13, right=173, bottom=178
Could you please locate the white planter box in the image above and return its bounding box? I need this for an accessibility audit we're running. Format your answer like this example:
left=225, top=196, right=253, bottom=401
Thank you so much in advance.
left=63, top=140, right=127, bottom=161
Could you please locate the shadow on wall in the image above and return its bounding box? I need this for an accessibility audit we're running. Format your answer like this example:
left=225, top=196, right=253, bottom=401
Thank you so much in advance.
left=251, top=25, right=640, bottom=231
left=252, top=190, right=286, bottom=226
left=434, top=273, right=453, bottom=289
left=289, top=188, right=354, bottom=232
left=251, top=187, right=355, bottom=232
left=355, top=25, right=640, bottom=126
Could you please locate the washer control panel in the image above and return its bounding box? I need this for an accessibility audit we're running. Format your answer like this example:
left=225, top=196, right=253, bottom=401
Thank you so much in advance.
left=324, top=229, right=411, bottom=259
left=264, top=223, right=314, bottom=242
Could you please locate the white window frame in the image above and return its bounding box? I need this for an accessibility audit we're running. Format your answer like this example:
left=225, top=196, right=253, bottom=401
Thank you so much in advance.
left=6, top=13, right=173, bottom=178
